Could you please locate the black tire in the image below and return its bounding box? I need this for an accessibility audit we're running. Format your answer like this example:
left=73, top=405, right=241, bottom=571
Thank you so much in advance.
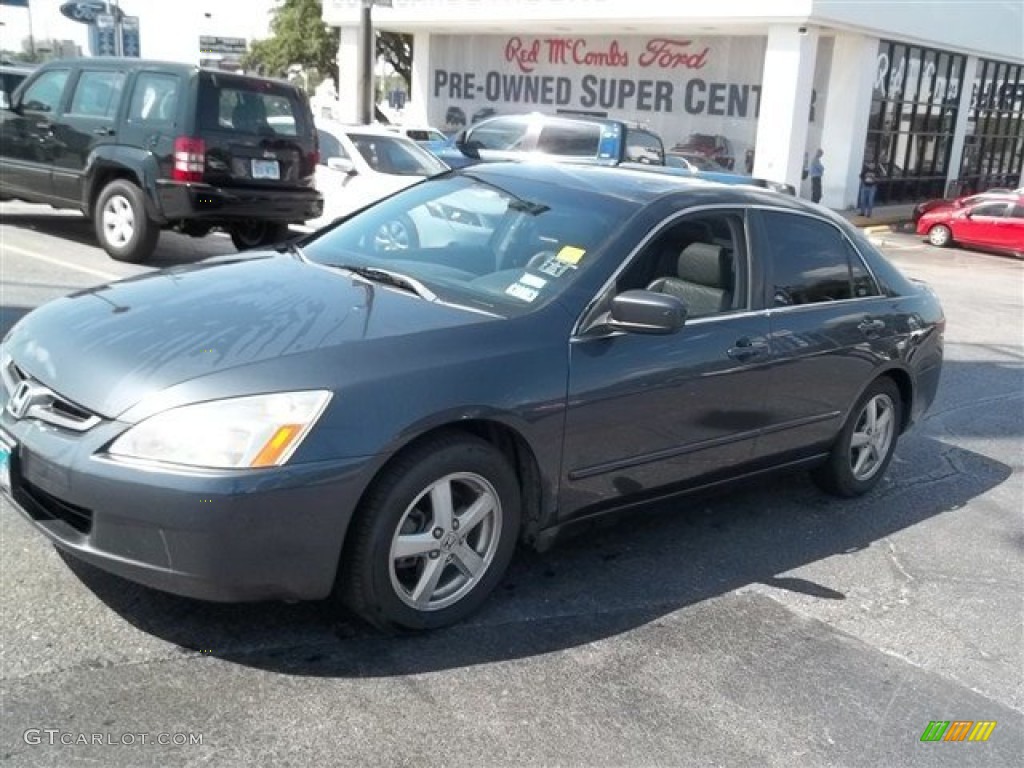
left=339, top=433, right=521, bottom=631
left=229, top=221, right=288, bottom=251
left=812, top=377, right=903, bottom=497
left=927, top=224, right=953, bottom=248
left=93, top=179, right=160, bottom=263
left=371, top=213, right=419, bottom=252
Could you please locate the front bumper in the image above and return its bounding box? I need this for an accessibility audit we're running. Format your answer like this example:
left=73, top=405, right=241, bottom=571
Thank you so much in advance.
left=1, top=409, right=375, bottom=602
left=155, top=180, right=324, bottom=225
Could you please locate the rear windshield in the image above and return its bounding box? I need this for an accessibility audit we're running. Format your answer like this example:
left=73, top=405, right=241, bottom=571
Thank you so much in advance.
left=198, top=74, right=309, bottom=137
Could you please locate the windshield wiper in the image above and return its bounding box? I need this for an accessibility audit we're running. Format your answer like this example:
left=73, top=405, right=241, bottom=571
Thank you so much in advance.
left=460, top=173, right=550, bottom=216
left=336, top=264, right=438, bottom=301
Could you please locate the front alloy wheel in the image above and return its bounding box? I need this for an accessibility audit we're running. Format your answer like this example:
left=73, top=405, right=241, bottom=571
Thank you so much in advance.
left=372, top=214, right=419, bottom=252
left=339, top=434, right=521, bottom=631
left=389, top=472, right=503, bottom=611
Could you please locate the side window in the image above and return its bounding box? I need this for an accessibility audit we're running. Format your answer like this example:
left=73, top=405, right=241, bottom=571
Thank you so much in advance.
left=128, top=73, right=180, bottom=124
left=1011, top=205, right=1024, bottom=219
left=619, top=212, right=747, bottom=318
left=466, top=117, right=530, bottom=151
left=761, top=211, right=870, bottom=306
left=624, top=128, right=664, bottom=164
left=847, top=241, right=880, bottom=298
left=20, top=69, right=70, bottom=114
left=317, top=129, right=348, bottom=164
left=68, top=70, right=126, bottom=119
left=536, top=120, right=601, bottom=157
left=969, top=202, right=1011, bottom=218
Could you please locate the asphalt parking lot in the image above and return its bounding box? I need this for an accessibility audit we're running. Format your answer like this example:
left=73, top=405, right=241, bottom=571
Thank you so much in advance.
left=1, top=202, right=1021, bottom=767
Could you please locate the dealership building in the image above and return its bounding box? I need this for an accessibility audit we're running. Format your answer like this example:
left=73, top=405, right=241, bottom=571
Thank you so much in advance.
left=324, top=0, right=1023, bottom=209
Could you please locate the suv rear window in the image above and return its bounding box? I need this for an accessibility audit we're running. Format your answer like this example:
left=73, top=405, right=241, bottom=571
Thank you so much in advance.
left=197, top=74, right=307, bottom=137
left=536, top=120, right=602, bottom=157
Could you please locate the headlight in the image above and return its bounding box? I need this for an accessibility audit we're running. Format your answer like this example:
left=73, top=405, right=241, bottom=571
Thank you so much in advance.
left=108, top=391, right=332, bottom=469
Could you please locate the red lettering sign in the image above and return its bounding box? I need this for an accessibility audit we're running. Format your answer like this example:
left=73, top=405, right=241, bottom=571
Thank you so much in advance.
left=505, top=36, right=710, bottom=73
left=638, top=38, right=709, bottom=69
left=505, top=36, right=540, bottom=73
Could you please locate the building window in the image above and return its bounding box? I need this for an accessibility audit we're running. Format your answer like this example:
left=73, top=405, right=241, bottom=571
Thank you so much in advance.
left=864, top=41, right=966, bottom=204
left=959, top=59, right=1024, bottom=194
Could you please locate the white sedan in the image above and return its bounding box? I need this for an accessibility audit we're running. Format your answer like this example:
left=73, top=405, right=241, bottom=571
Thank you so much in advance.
left=308, top=121, right=449, bottom=232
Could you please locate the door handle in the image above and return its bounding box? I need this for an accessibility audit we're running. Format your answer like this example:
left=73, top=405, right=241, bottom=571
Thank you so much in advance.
left=92, top=127, right=115, bottom=137
left=858, top=318, right=886, bottom=335
left=727, top=338, right=769, bottom=361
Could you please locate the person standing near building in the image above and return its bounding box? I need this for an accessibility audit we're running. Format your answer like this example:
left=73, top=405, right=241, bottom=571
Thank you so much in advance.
left=858, top=162, right=878, bottom=217
left=809, top=149, right=824, bottom=203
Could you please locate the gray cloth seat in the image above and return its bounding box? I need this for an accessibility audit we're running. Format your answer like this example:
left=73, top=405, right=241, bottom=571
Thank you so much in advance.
left=647, top=242, right=734, bottom=317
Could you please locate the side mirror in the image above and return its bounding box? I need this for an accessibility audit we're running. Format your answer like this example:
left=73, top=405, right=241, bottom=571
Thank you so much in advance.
left=326, top=156, right=356, bottom=175
left=607, top=290, right=687, bottom=335
left=455, top=131, right=480, bottom=159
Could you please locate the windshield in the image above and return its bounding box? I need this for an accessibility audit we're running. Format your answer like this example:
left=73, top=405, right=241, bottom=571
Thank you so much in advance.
left=302, top=173, right=634, bottom=316
left=347, top=133, right=448, bottom=176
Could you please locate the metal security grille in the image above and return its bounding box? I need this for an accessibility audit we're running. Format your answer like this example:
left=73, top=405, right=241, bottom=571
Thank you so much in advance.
left=864, top=41, right=967, bottom=204
left=958, top=59, right=1024, bottom=195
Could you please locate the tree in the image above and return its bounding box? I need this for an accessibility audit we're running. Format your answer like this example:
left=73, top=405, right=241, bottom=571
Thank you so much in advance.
left=244, top=0, right=340, bottom=87
left=244, top=0, right=414, bottom=91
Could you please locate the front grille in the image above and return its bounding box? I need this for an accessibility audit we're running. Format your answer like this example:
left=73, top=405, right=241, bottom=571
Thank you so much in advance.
left=18, top=479, right=94, bottom=534
left=1, top=356, right=101, bottom=432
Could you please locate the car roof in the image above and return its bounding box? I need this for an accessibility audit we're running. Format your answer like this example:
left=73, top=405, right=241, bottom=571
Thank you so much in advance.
left=316, top=119, right=415, bottom=138
left=463, top=161, right=812, bottom=211
left=32, top=57, right=300, bottom=88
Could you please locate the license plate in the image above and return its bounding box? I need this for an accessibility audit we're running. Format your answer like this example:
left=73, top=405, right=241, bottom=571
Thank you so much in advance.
left=0, top=429, right=13, bottom=497
left=251, top=159, right=280, bottom=180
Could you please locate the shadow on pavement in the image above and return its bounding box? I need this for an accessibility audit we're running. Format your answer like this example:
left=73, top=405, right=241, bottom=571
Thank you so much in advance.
left=1, top=212, right=235, bottom=267
left=60, top=428, right=1012, bottom=678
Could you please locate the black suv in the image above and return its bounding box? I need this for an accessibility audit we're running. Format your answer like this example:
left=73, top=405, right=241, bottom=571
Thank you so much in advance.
left=0, top=58, right=323, bottom=262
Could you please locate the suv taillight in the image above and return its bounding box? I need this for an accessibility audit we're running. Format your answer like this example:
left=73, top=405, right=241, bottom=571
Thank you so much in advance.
left=173, top=137, right=206, bottom=182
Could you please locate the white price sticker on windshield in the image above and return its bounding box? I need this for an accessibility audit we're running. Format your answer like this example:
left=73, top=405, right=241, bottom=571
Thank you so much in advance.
left=505, top=282, right=539, bottom=302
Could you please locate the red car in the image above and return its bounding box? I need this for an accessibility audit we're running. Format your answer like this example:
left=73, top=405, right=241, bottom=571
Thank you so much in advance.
left=912, top=188, right=1022, bottom=223
left=916, top=195, right=1024, bottom=256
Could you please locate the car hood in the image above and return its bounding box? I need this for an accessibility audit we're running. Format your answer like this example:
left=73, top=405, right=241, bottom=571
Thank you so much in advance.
left=4, top=253, right=492, bottom=419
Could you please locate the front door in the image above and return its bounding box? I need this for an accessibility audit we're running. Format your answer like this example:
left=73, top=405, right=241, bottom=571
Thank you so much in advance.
left=560, top=209, right=775, bottom=519
left=1, top=67, right=71, bottom=200
left=952, top=200, right=1012, bottom=248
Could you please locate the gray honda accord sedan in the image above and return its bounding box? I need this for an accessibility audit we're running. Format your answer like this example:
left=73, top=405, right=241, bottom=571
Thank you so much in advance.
left=0, top=163, right=944, bottom=630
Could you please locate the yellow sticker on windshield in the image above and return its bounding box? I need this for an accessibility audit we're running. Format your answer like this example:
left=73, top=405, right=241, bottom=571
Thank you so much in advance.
left=556, top=246, right=586, bottom=265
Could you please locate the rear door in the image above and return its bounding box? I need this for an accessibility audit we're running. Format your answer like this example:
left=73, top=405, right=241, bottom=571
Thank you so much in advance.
left=1005, top=204, right=1024, bottom=251
left=195, top=73, right=316, bottom=190
left=754, top=209, right=897, bottom=459
left=51, top=67, right=127, bottom=205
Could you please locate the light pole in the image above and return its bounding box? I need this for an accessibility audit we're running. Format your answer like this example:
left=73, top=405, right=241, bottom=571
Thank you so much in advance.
left=358, top=0, right=374, bottom=124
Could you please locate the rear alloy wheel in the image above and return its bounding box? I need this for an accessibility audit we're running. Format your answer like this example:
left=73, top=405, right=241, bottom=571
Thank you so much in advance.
left=340, top=434, right=520, bottom=631
left=229, top=220, right=288, bottom=251
left=812, top=377, right=902, bottom=497
left=927, top=224, right=952, bottom=248
left=94, top=179, right=160, bottom=262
